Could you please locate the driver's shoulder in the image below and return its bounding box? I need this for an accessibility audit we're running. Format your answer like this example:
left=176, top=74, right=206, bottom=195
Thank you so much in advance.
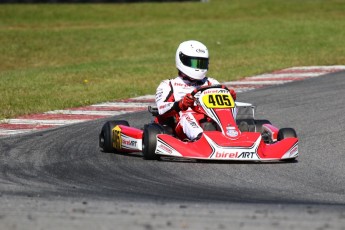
left=158, top=78, right=174, bottom=88
left=206, top=76, right=220, bottom=85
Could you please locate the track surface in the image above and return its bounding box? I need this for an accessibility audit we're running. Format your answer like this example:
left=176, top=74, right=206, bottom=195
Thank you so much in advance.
left=1, top=71, right=345, bottom=230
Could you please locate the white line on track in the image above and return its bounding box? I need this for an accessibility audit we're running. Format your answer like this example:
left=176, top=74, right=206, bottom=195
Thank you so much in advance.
left=229, top=87, right=257, bottom=92
left=91, top=102, right=153, bottom=108
left=288, top=66, right=345, bottom=70
left=1, top=65, right=345, bottom=136
left=45, top=110, right=133, bottom=116
left=0, top=129, right=33, bottom=135
left=130, top=95, right=156, bottom=100
left=4, top=119, right=88, bottom=126
left=224, top=80, right=293, bottom=85
left=248, top=73, right=322, bottom=79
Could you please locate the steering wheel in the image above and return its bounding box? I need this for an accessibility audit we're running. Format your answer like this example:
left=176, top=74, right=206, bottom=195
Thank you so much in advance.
left=190, top=84, right=230, bottom=97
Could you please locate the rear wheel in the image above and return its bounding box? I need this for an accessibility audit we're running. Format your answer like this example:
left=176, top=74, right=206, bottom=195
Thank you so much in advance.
left=142, top=123, right=166, bottom=160
left=277, top=128, right=297, bottom=141
left=99, top=120, right=129, bottom=153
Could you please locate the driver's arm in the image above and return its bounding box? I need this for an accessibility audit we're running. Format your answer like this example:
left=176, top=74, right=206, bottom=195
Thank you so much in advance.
left=156, top=80, right=194, bottom=117
left=156, top=80, right=179, bottom=117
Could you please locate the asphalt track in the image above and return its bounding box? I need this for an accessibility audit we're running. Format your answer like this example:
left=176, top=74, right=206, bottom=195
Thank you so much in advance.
left=1, top=71, right=345, bottom=230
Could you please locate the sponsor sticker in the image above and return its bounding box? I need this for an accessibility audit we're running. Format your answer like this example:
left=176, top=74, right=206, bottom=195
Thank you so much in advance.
left=185, top=116, right=199, bottom=128
left=158, top=144, right=173, bottom=154
left=215, top=151, right=256, bottom=159
left=226, top=126, right=238, bottom=137
left=215, top=152, right=239, bottom=159
left=196, top=49, right=206, bottom=53
left=122, top=139, right=137, bottom=147
left=237, top=152, right=256, bottom=159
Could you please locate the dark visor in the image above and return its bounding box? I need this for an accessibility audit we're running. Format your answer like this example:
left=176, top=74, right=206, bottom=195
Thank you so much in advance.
left=179, top=52, right=209, bottom=69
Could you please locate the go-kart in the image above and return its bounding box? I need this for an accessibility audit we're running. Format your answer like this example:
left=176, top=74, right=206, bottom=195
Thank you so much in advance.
left=99, top=85, right=298, bottom=161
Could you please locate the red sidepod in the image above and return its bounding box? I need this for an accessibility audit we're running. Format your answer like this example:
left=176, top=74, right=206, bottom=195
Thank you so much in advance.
left=118, top=125, right=143, bottom=139
left=116, top=125, right=143, bottom=152
left=256, top=138, right=298, bottom=159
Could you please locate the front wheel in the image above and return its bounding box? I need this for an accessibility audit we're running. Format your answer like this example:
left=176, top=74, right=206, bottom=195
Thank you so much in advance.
left=254, top=119, right=272, bottom=133
left=142, top=123, right=166, bottom=160
left=277, top=128, right=297, bottom=141
left=99, top=120, right=129, bottom=153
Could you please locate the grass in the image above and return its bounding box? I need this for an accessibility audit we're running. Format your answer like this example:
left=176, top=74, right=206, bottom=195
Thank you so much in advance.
left=1, top=0, right=345, bottom=119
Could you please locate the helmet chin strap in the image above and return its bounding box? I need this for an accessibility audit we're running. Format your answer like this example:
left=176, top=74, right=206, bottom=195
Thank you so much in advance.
left=178, top=70, right=205, bottom=84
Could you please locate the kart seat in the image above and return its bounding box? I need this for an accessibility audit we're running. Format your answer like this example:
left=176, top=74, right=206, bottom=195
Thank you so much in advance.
left=148, top=106, right=175, bottom=135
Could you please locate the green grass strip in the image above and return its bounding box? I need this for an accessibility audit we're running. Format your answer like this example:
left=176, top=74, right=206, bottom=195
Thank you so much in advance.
left=1, top=0, right=345, bottom=119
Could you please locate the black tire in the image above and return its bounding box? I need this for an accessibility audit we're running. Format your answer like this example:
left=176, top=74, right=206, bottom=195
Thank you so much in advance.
left=254, top=119, right=272, bottom=133
left=277, top=128, right=297, bottom=141
left=99, top=120, right=129, bottom=153
left=142, top=123, right=166, bottom=160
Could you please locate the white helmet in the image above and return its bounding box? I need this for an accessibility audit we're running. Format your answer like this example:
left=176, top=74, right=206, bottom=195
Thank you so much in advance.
left=175, top=40, right=209, bottom=81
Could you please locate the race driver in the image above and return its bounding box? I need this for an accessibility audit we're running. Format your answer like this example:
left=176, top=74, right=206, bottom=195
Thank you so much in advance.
left=155, top=40, right=237, bottom=141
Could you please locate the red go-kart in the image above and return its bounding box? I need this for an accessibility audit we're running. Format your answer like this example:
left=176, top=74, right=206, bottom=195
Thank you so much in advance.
left=99, top=85, right=298, bottom=161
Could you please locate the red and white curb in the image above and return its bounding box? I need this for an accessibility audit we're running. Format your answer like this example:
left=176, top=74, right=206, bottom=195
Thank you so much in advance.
left=1, top=65, right=345, bottom=137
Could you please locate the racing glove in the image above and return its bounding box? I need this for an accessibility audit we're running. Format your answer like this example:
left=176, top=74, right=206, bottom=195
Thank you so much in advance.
left=230, top=89, right=237, bottom=101
left=178, top=93, right=194, bottom=111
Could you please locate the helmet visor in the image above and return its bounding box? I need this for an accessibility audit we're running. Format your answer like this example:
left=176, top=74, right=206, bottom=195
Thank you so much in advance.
left=179, top=53, right=209, bottom=70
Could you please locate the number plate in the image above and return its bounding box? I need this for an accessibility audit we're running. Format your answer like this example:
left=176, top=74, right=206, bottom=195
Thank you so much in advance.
left=202, top=93, right=235, bottom=108
left=112, top=125, right=122, bottom=149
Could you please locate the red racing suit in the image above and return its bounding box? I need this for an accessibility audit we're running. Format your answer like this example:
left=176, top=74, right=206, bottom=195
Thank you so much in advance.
left=155, top=76, right=219, bottom=140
